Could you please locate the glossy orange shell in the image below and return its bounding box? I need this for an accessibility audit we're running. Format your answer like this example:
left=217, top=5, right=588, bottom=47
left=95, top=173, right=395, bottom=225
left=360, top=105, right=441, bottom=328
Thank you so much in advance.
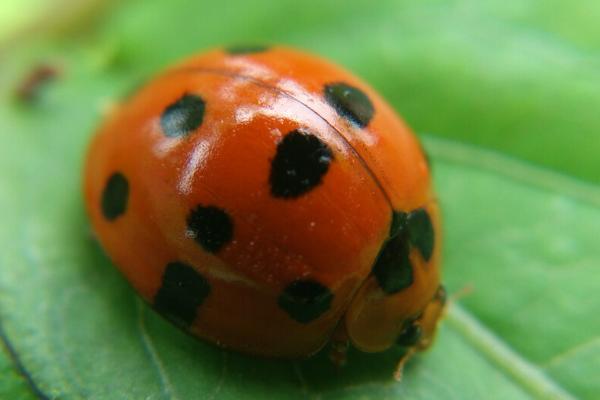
left=84, top=46, right=443, bottom=358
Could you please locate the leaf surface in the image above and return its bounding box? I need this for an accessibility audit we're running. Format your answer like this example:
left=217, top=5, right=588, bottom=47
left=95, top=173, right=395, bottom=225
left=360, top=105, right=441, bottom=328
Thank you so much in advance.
left=1, top=1, right=599, bottom=399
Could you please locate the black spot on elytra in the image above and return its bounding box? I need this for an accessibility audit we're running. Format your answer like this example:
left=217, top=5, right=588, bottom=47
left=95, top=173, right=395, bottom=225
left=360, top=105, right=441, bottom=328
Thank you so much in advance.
left=396, top=321, right=422, bottom=347
left=390, top=210, right=408, bottom=238
left=226, top=44, right=269, bottom=55
left=324, top=82, right=374, bottom=128
left=372, top=226, right=413, bottom=294
left=278, top=279, right=333, bottom=323
left=270, top=129, right=333, bottom=198
left=371, top=208, right=436, bottom=294
left=154, top=262, right=211, bottom=327
left=161, top=94, right=205, bottom=138
left=101, top=172, right=129, bottom=221
left=407, top=208, right=434, bottom=261
left=186, top=205, right=234, bottom=253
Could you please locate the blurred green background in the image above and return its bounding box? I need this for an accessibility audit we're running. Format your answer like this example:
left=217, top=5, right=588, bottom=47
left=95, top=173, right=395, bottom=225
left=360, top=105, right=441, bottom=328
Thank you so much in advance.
left=0, top=1, right=598, bottom=399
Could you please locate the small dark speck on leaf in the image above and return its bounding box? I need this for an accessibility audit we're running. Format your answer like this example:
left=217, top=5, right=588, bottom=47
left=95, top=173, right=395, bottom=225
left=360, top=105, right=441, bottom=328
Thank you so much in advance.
left=14, top=63, right=61, bottom=103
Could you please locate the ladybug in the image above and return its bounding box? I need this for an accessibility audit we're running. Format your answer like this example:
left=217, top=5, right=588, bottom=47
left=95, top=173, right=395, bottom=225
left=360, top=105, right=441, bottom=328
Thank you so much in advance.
left=83, top=45, right=444, bottom=376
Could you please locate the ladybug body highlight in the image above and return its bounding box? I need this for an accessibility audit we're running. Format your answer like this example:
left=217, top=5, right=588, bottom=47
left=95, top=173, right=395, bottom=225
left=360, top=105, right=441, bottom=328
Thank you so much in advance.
left=84, top=46, right=444, bottom=366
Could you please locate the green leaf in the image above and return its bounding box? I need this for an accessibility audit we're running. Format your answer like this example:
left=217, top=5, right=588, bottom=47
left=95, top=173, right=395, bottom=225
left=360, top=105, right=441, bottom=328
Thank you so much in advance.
left=1, top=0, right=599, bottom=399
left=0, top=343, right=37, bottom=400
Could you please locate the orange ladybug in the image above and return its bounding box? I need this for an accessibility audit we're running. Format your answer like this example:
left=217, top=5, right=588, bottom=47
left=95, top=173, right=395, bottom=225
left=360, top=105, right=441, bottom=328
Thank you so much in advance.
left=83, top=45, right=444, bottom=376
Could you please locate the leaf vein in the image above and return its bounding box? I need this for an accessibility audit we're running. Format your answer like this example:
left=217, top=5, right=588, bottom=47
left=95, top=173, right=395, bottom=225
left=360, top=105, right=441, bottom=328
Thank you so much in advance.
left=206, top=351, right=228, bottom=400
left=424, top=135, right=600, bottom=208
left=447, top=303, right=576, bottom=400
left=136, top=300, right=179, bottom=400
left=541, top=337, right=600, bottom=368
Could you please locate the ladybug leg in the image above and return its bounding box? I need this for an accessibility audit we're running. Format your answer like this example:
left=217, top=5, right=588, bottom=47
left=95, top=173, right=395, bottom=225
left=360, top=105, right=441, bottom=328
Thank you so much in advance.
left=328, top=323, right=349, bottom=367
left=393, top=347, right=416, bottom=381
left=394, top=285, right=449, bottom=380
